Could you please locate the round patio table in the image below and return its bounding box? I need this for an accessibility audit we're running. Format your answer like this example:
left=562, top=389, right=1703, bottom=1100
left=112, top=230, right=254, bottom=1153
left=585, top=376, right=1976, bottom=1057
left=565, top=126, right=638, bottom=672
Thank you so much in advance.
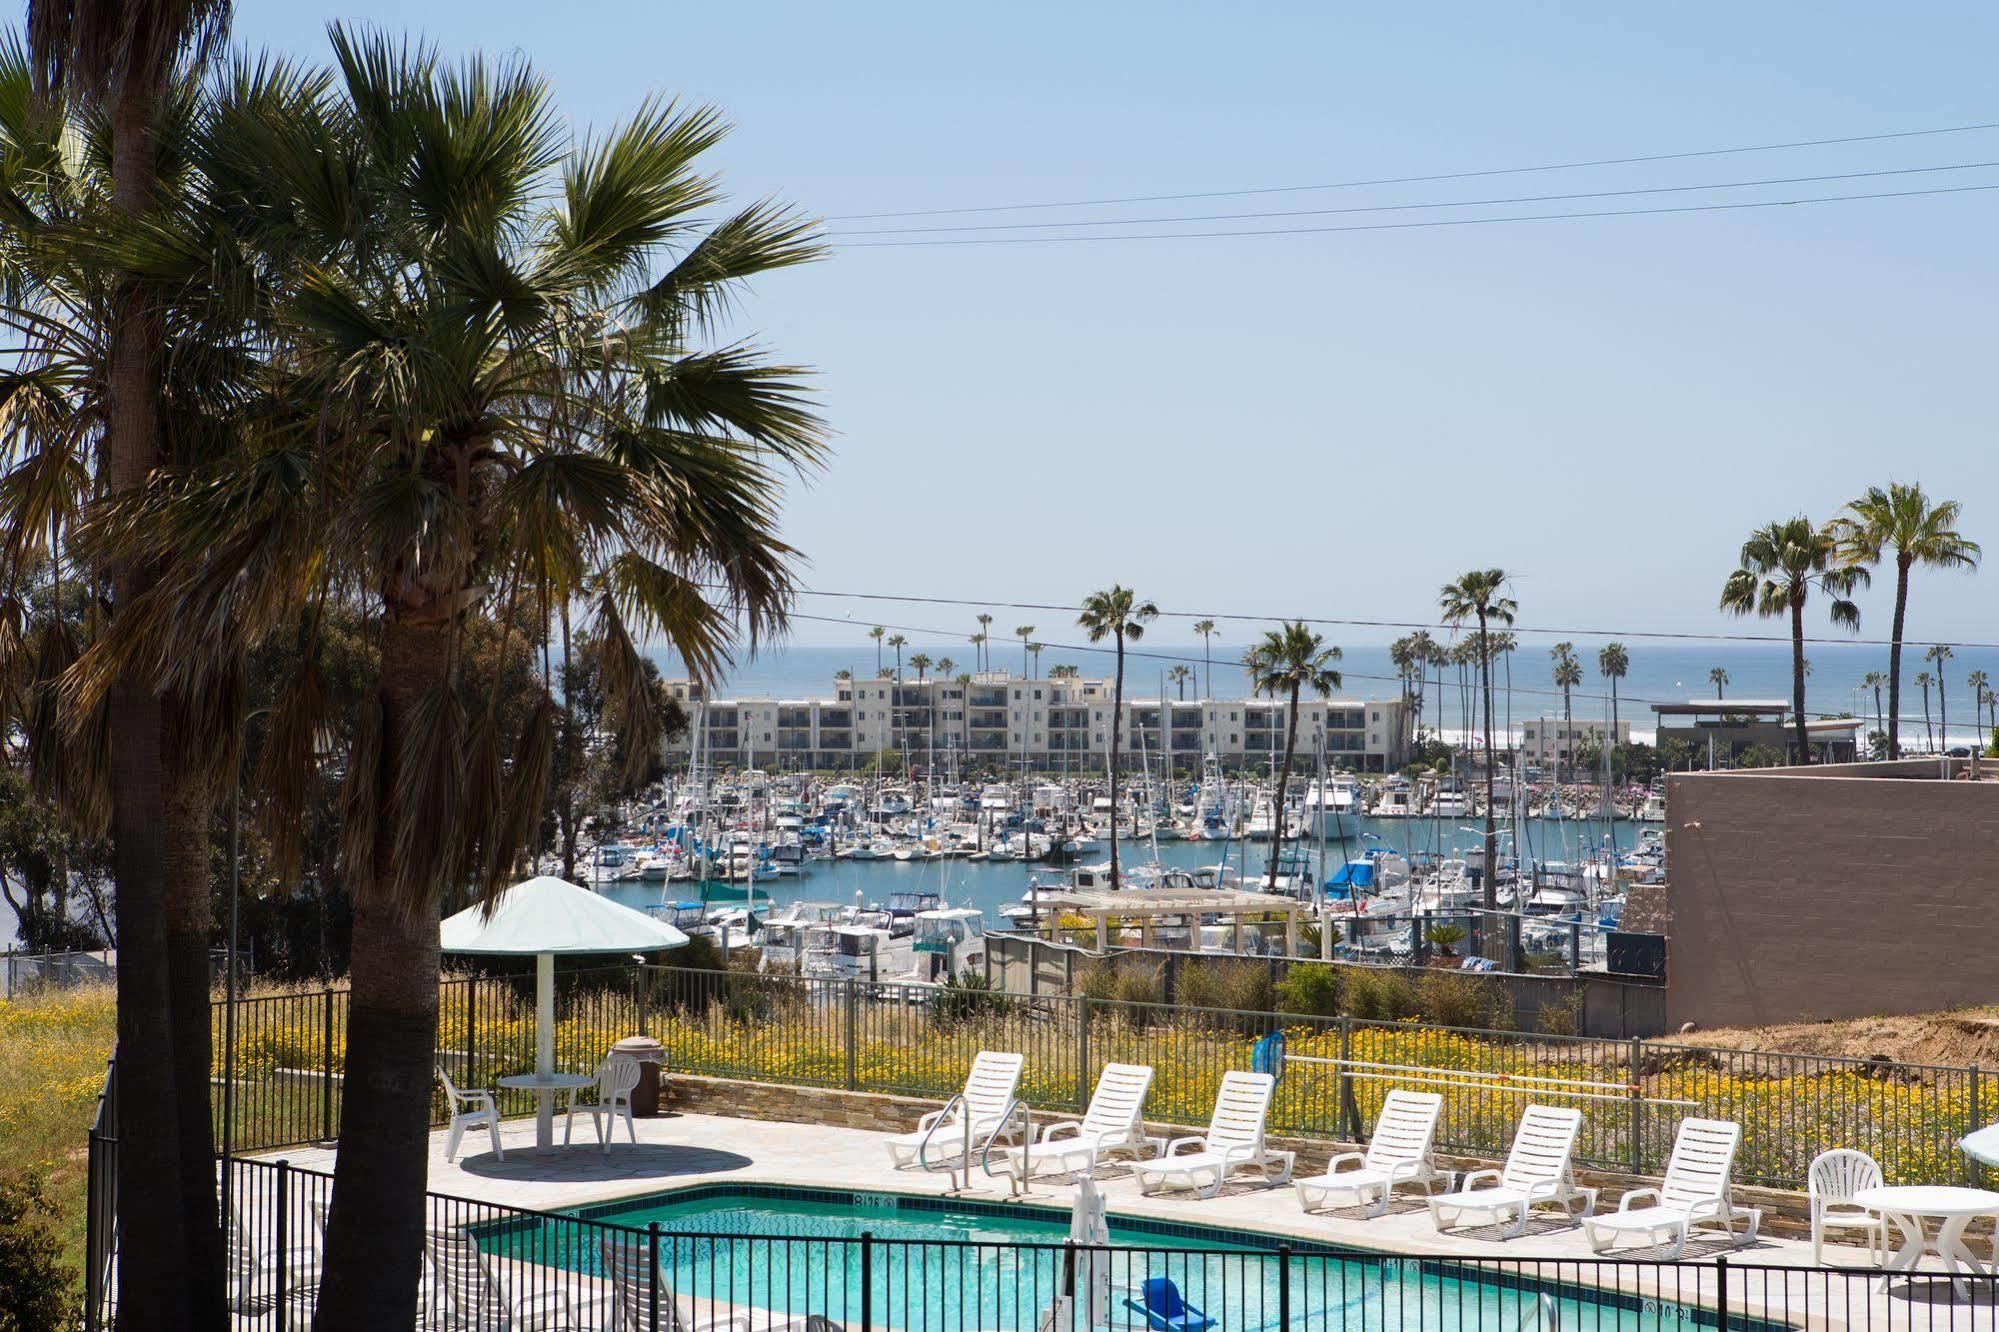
left=496, top=1072, right=594, bottom=1153
left=1853, top=1185, right=1999, bottom=1300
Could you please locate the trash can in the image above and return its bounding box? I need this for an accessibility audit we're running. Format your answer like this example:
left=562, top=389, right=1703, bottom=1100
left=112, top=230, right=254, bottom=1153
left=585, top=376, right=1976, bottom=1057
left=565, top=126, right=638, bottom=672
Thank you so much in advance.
left=614, top=1035, right=667, bottom=1116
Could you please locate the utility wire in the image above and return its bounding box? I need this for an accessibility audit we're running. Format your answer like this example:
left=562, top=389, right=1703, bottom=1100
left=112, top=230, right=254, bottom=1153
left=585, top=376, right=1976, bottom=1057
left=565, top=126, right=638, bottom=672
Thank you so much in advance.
left=836, top=180, right=1999, bottom=247
left=827, top=159, right=1999, bottom=237
left=825, top=120, right=1999, bottom=220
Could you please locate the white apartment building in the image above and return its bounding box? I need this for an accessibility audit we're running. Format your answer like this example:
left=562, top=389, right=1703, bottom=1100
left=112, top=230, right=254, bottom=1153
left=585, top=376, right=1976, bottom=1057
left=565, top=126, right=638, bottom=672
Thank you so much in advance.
left=1519, top=717, right=1632, bottom=771
left=663, top=673, right=1412, bottom=772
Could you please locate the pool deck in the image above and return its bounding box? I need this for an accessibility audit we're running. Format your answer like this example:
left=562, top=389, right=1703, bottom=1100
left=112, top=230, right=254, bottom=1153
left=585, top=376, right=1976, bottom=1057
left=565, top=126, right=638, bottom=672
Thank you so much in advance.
left=258, top=1110, right=1996, bottom=1329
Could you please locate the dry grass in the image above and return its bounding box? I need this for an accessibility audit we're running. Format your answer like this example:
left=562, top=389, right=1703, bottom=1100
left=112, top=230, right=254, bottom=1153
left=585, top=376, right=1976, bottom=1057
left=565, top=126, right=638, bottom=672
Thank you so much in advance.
left=1659, top=1007, right=1999, bottom=1069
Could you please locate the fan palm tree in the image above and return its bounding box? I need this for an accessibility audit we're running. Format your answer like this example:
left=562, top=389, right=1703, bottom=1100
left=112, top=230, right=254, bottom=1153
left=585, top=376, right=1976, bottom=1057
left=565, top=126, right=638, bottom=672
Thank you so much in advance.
left=1968, top=669, right=1992, bottom=743
left=1193, top=618, right=1216, bottom=696
left=968, top=632, right=986, bottom=672
left=1863, top=670, right=1887, bottom=753
left=976, top=612, right=993, bottom=670
left=1408, top=629, right=1438, bottom=738
left=1830, top=484, right=1980, bottom=756
left=1916, top=672, right=1936, bottom=750
left=909, top=652, right=931, bottom=682
left=1049, top=663, right=1078, bottom=679
left=1014, top=625, right=1034, bottom=676
left=1709, top=666, right=1730, bottom=699
left=104, top=35, right=827, bottom=1324
left=1077, top=585, right=1156, bottom=889
left=937, top=656, right=955, bottom=678
left=1720, top=518, right=1867, bottom=762
left=1550, top=643, right=1582, bottom=785
left=1597, top=642, right=1629, bottom=733
left=1168, top=664, right=1192, bottom=699
left=1242, top=622, right=1341, bottom=893
left=1027, top=642, right=1044, bottom=678
left=1439, top=569, right=1515, bottom=908
left=869, top=624, right=885, bottom=675
left=1926, top=644, right=1955, bottom=751
left=887, top=634, right=908, bottom=754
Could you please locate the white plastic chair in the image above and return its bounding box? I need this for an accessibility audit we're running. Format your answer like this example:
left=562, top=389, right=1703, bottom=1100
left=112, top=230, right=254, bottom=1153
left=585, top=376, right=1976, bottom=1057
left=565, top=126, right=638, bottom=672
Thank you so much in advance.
left=887, top=1051, right=1026, bottom=1168
left=1130, top=1071, right=1295, bottom=1199
left=439, top=1065, right=504, bottom=1163
left=1428, top=1104, right=1597, bottom=1238
left=1296, top=1089, right=1446, bottom=1217
left=1583, top=1117, right=1761, bottom=1259
left=427, top=1227, right=578, bottom=1330
left=989, top=1063, right=1159, bottom=1190
left=598, top=1235, right=750, bottom=1332
left=564, top=1054, right=643, bottom=1153
left=223, top=1189, right=323, bottom=1315
left=1808, top=1149, right=1886, bottom=1266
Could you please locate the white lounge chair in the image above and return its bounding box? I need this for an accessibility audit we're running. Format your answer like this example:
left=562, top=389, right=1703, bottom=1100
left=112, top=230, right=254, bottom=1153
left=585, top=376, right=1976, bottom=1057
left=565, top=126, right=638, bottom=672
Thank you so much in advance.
left=598, top=1235, right=751, bottom=1332
left=1130, top=1071, right=1295, bottom=1199
left=440, top=1065, right=504, bottom=1163
left=1584, top=1117, right=1760, bottom=1259
left=224, top=1192, right=323, bottom=1315
left=886, top=1051, right=1025, bottom=1169
left=564, top=1053, right=643, bottom=1153
left=1295, top=1089, right=1446, bottom=1217
left=988, top=1063, right=1159, bottom=1191
left=1807, top=1149, right=1886, bottom=1266
left=427, top=1226, right=578, bottom=1330
left=1428, top=1104, right=1596, bottom=1239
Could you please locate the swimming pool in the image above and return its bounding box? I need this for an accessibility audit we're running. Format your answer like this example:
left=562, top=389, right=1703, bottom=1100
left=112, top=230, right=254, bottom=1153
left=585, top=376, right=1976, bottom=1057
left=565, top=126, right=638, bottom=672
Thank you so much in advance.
left=476, top=1184, right=1786, bottom=1330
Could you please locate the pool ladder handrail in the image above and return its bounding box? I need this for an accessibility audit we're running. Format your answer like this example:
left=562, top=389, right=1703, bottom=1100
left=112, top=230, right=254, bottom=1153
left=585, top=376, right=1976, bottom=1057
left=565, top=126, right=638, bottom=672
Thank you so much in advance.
left=978, top=1098, right=1035, bottom=1193
left=914, top=1092, right=969, bottom=1177
left=1517, top=1294, right=1558, bottom=1332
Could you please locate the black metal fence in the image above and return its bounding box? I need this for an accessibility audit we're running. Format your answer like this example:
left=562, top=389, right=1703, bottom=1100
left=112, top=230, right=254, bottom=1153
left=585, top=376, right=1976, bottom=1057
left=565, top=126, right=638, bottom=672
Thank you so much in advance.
left=91, top=1153, right=1993, bottom=1331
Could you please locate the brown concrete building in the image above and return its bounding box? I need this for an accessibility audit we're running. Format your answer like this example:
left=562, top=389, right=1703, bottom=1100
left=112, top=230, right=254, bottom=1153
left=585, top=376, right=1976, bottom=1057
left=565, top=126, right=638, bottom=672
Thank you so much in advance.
left=1659, top=757, right=1996, bottom=1031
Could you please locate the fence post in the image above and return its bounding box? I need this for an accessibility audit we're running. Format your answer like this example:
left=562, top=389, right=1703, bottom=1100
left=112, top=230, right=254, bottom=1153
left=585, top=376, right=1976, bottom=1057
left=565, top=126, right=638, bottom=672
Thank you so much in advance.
left=275, top=1159, right=291, bottom=1332
left=637, top=965, right=651, bottom=1038
left=1971, top=1067, right=1985, bottom=1187
left=1337, top=1015, right=1357, bottom=1141
left=1627, top=1036, right=1644, bottom=1176
left=648, top=1222, right=662, bottom=1332
left=1076, top=996, right=1092, bottom=1112
left=844, top=979, right=859, bottom=1091
left=321, top=988, right=336, bottom=1143
left=1278, top=1244, right=1292, bottom=1332
left=860, top=1230, right=874, bottom=1332
left=1714, top=1254, right=1729, bottom=1331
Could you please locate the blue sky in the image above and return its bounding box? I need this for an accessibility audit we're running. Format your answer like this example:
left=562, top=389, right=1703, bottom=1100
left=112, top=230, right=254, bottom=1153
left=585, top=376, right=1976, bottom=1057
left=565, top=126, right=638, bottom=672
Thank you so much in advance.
left=235, top=2, right=1999, bottom=646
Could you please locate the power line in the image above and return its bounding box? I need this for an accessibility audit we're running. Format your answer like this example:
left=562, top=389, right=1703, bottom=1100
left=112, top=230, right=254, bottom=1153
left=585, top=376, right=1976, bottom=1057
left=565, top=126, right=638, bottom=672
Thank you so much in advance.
left=827, top=159, right=1999, bottom=238
left=825, top=120, right=1999, bottom=221
left=835, top=180, right=1999, bottom=247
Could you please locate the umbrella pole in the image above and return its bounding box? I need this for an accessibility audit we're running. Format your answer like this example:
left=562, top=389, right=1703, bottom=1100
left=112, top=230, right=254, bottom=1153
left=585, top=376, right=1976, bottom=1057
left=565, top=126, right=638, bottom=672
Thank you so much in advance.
left=537, top=952, right=555, bottom=1150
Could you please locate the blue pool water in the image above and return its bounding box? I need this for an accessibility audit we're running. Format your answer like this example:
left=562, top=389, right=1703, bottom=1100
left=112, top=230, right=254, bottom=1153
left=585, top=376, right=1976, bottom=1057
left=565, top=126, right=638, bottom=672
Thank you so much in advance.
left=478, top=1184, right=1785, bottom=1330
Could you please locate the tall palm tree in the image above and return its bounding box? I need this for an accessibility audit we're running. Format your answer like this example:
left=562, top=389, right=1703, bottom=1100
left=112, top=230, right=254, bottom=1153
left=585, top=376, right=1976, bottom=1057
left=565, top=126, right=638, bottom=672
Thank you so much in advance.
left=1831, top=484, right=1980, bottom=756
left=1720, top=518, right=1867, bottom=762
left=869, top=625, right=885, bottom=675
left=1027, top=642, right=1044, bottom=678
left=1926, top=644, right=1955, bottom=751
left=1049, top=663, right=1078, bottom=679
left=1967, top=669, right=1991, bottom=745
left=1439, top=569, right=1515, bottom=908
left=976, top=612, right=994, bottom=670
left=1597, top=642, right=1629, bottom=734
left=1709, top=667, right=1730, bottom=699
left=109, top=37, right=827, bottom=1324
left=887, top=634, right=908, bottom=755
left=1863, top=670, right=1887, bottom=754
left=1408, top=629, right=1438, bottom=738
left=1550, top=643, right=1582, bottom=785
left=1193, top=618, right=1216, bottom=697
left=1077, top=585, right=1155, bottom=889
left=968, top=632, right=986, bottom=672
left=1015, top=625, right=1034, bottom=677
left=937, top=656, right=955, bottom=678
left=909, top=653, right=931, bottom=682
left=1167, top=664, right=1191, bottom=699
left=1242, top=623, right=1341, bottom=893
left=1916, top=672, right=1936, bottom=750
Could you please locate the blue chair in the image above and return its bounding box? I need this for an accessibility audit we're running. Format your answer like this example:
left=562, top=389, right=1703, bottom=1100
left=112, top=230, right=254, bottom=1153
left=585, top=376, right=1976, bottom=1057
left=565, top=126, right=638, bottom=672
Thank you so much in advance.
left=1124, top=1277, right=1215, bottom=1332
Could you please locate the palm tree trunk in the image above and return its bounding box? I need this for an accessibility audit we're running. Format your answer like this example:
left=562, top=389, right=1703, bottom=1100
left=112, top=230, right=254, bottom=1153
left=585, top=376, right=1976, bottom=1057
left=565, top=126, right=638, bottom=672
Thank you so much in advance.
left=1478, top=615, right=1496, bottom=911
left=1108, top=635, right=1123, bottom=889
left=1266, top=682, right=1301, bottom=893
left=105, top=76, right=198, bottom=1332
left=314, top=617, right=449, bottom=1330
left=1610, top=677, right=1619, bottom=734
left=1939, top=663, right=1950, bottom=753
left=1888, top=558, right=1909, bottom=756
left=1790, top=598, right=1809, bottom=761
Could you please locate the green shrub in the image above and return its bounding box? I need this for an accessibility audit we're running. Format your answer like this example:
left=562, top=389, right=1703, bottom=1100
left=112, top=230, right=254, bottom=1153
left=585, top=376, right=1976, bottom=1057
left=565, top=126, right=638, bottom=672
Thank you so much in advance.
left=1176, top=958, right=1273, bottom=1017
left=1340, top=967, right=1418, bottom=1021
left=1274, top=962, right=1342, bottom=1017
left=1414, top=970, right=1513, bottom=1030
left=1423, top=923, right=1467, bottom=957
left=1079, top=958, right=1165, bottom=1010
left=0, top=1175, right=75, bottom=1332
left=933, top=970, right=1010, bottom=1026
left=1536, top=991, right=1584, bottom=1036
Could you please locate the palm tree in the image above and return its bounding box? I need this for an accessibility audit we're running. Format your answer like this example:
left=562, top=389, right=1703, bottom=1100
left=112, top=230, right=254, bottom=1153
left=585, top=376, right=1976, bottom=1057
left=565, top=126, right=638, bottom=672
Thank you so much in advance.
left=1720, top=518, right=1867, bottom=762
left=1168, top=664, right=1192, bottom=699
left=1597, top=643, right=1629, bottom=734
left=835, top=668, right=852, bottom=683
left=887, top=634, right=908, bottom=755
left=1916, top=672, right=1936, bottom=750
left=1193, top=618, right=1217, bottom=697
left=1968, top=669, right=1992, bottom=745
left=869, top=625, right=886, bottom=675
left=968, top=632, right=986, bottom=672
left=1863, top=670, right=1887, bottom=753
left=976, top=612, right=994, bottom=670
left=1709, top=667, right=1730, bottom=699
left=1926, top=644, right=1955, bottom=751
left=909, top=653, right=932, bottom=682
left=1015, top=625, right=1034, bottom=677
left=1077, top=585, right=1156, bottom=889
left=1027, top=642, right=1045, bottom=678
left=1049, top=663, right=1078, bottom=679
left=108, top=39, right=827, bottom=1324
left=1439, top=569, right=1515, bottom=908
left=1831, top=484, right=1981, bottom=756
left=1242, top=623, right=1341, bottom=893
left=1408, top=629, right=1438, bottom=738
left=1550, top=643, right=1582, bottom=785
left=937, top=656, right=955, bottom=678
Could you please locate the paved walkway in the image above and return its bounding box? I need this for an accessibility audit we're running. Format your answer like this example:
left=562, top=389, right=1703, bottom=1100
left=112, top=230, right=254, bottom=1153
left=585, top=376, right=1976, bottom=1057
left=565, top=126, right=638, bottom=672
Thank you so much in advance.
left=255, top=1111, right=1997, bottom=1329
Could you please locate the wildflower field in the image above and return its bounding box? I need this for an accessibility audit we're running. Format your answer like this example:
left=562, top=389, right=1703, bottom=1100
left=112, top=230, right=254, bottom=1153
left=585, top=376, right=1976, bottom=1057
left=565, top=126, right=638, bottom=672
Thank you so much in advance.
left=0, top=984, right=116, bottom=1268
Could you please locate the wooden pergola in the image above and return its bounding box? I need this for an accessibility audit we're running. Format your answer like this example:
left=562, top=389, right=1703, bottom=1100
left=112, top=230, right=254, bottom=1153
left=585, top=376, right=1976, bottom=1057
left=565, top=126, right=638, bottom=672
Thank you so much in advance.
left=1027, top=885, right=1309, bottom=955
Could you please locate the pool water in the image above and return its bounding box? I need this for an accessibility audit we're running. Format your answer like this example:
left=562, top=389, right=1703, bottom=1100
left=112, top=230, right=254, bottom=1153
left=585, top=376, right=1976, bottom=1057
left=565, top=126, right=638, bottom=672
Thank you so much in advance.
left=479, top=1185, right=1782, bottom=1330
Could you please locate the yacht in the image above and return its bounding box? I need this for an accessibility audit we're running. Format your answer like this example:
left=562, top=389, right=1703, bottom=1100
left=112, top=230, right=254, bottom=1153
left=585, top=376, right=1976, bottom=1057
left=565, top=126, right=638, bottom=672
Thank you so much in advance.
left=892, top=907, right=988, bottom=986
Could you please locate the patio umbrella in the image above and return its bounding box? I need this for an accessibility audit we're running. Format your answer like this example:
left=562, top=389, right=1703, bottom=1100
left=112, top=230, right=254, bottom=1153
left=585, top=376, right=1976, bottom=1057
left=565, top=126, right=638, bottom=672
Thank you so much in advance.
left=440, top=875, right=689, bottom=1149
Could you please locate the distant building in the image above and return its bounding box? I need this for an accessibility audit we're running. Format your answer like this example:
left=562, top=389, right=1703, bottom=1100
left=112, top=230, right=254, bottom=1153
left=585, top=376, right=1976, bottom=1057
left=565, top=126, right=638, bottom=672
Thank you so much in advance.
left=1519, top=718, right=1632, bottom=771
left=1649, top=699, right=1861, bottom=766
left=661, top=672, right=1411, bottom=771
